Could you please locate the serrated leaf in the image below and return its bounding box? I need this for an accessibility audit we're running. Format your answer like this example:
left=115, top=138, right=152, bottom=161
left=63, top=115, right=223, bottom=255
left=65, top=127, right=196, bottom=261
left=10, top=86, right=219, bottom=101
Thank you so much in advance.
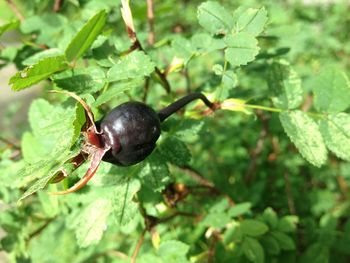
left=22, top=48, right=64, bottom=66
left=197, top=1, right=234, bottom=35
left=73, top=198, right=112, bottom=247
left=241, top=219, right=269, bottom=237
left=9, top=55, right=68, bottom=91
left=65, top=10, right=107, bottom=62
left=224, top=32, right=259, bottom=67
left=235, top=7, right=268, bottom=36
left=268, top=60, right=303, bottom=109
left=312, top=67, right=350, bottom=113
left=159, top=136, right=191, bottom=166
left=138, top=151, right=171, bottom=192
left=242, top=237, right=265, bottom=263
left=320, top=113, right=350, bottom=161
left=93, top=78, right=143, bottom=107
left=158, top=240, right=190, bottom=263
left=107, top=51, right=155, bottom=82
left=270, top=231, right=295, bottom=250
left=21, top=132, right=47, bottom=163
left=53, top=66, right=106, bottom=94
left=28, top=99, right=76, bottom=150
left=112, top=179, right=140, bottom=225
left=0, top=20, right=19, bottom=37
left=279, top=111, right=327, bottom=167
left=18, top=152, right=78, bottom=202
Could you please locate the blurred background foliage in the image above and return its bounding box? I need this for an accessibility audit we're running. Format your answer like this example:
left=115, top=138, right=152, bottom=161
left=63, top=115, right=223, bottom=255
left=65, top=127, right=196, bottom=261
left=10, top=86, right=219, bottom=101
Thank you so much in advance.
left=1, top=0, right=350, bottom=262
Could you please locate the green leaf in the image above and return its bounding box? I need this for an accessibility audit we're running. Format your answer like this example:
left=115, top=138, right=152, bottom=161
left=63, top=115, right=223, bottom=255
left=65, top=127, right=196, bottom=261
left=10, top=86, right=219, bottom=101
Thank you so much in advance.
left=320, top=113, right=350, bottom=161
left=138, top=151, right=171, bottom=192
left=242, top=237, right=265, bottom=263
left=277, top=216, right=298, bottom=233
left=300, top=243, right=329, bottom=263
left=270, top=231, right=295, bottom=250
left=158, top=240, right=190, bottom=263
left=112, top=179, right=141, bottom=225
left=279, top=110, right=327, bottom=167
left=107, top=51, right=155, bottom=82
left=0, top=20, right=19, bottom=37
left=53, top=66, right=106, bottom=94
left=201, top=212, right=231, bottom=228
left=28, top=99, right=76, bottom=150
left=261, top=235, right=280, bottom=255
left=21, top=132, right=47, bottom=163
left=312, top=67, right=350, bottom=113
left=234, top=7, right=268, bottom=36
left=9, top=55, right=68, bottom=91
left=65, top=10, right=107, bottom=62
left=228, top=202, right=252, bottom=217
left=18, top=152, right=78, bottom=202
left=224, top=32, right=259, bottom=67
left=159, top=136, right=191, bottom=166
left=241, top=219, right=269, bottom=237
left=268, top=60, right=303, bottom=110
left=73, top=198, right=112, bottom=247
left=262, top=208, right=278, bottom=229
left=22, top=48, right=64, bottom=66
left=93, top=78, right=143, bottom=107
left=197, top=1, right=234, bottom=35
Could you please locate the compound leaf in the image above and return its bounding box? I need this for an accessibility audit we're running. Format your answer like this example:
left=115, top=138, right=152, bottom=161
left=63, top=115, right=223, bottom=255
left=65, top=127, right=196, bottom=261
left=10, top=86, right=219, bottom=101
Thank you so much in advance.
left=225, top=32, right=259, bottom=67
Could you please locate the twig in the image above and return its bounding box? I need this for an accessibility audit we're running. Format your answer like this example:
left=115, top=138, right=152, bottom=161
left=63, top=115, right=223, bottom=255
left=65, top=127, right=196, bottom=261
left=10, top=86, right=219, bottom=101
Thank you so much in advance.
left=130, top=228, right=146, bottom=263
left=28, top=218, right=55, bottom=240
left=146, top=0, right=155, bottom=45
left=180, top=165, right=235, bottom=206
left=283, top=171, right=297, bottom=215
left=244, top=110, right=268, bottom=184
left=0, top=136, right=20, bottom=150
left=5, top=0, right=24, bottom=21
left=120, top=0, right=170, bottom=93
left=180, top=165, right=214, bottom=188
left=53, top=0, right=63, bottom=12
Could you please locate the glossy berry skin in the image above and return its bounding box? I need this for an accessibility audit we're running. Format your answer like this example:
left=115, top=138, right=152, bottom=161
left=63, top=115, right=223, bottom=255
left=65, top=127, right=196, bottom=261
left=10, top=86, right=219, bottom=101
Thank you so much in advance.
left=100, top=101, right=161, bottom=166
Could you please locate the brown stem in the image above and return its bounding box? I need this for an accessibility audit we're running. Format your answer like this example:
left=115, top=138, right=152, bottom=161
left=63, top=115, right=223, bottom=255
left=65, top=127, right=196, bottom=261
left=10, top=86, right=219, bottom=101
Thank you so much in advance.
left=121, top=1, right=170, bottom=94
left=130, top=228, right=146, bottom=263
left=53, top=0, right=63, bottom=12
left=28, top=218, right=55, bottom=240
left=146, top=0, right=155, bottom=45
left=0, top=136, right=20, bottom=150
left=180, top=165, right=214, bottom=188
left=283, top=171, right=297, bottom=215
left=5, top=0, right=24, bottom=21
left=179, top=165, right=235, bottom=206
left=244, top=110, right=268, bottom=184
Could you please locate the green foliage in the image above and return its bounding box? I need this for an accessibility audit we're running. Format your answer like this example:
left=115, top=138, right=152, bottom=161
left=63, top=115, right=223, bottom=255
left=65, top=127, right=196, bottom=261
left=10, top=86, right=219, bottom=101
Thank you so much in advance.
left=1, top=0, right=350, bottom=262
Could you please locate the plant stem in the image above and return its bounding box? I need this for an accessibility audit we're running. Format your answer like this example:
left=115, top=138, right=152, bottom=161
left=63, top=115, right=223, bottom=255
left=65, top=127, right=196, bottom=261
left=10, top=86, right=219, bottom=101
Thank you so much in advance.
left=53, top=0, right=63, bottom=12
left=146, top=0, right=155, bottom=45
left=130, top=228, right=146, bottom=263
left=244, top=103, right=325, bottom=119
left=158, top=93, right=215, bottom=122
left=5, top=0, right=24, bottom=21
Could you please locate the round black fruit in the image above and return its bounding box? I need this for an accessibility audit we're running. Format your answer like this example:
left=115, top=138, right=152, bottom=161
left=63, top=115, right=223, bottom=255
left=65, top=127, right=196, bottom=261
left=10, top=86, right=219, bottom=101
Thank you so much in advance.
left=100, top=101, right=161, bottom=166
